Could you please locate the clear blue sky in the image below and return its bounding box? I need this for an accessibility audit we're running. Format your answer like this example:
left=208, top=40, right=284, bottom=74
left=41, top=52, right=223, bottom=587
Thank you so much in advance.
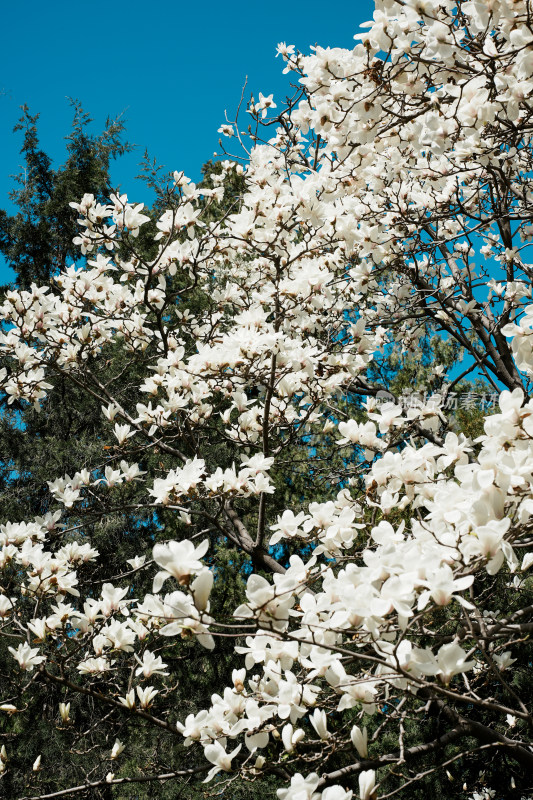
left=0, top=0, right=375, bottom=282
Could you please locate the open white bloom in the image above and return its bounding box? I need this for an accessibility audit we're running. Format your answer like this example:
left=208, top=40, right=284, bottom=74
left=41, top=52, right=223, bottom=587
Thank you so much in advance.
left=136, top=686, right=159, bottom=709
left=203, top=740, right=242, bottom=782
left=8, top=643, right=46, bottom=671
left=277, top=773, right=321, bottom=800
left=134, top=651, right=169, bottom=678
left=417, top=566, right=474, bottom=610
left=152, top=539, right=209, bottom=592
left=322, top=788, right=353, bottom=800
left=119, top=690, right=136, bottom=710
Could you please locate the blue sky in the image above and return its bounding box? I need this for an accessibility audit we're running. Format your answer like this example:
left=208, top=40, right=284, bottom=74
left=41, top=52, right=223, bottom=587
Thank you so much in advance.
left=0, top=0, right=374, bottom=282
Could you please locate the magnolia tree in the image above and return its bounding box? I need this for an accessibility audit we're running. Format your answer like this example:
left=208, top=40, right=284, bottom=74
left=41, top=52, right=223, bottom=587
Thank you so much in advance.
left=2, top=0, right=533, bottom=797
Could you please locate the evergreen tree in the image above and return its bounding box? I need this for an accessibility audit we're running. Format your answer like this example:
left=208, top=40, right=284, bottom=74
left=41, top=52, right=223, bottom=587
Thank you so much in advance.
left=0, top=102, right=131, bottom=289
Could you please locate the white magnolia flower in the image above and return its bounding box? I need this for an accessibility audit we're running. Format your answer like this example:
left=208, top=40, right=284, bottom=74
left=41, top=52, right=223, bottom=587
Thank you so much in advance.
left=203, top=740, right=242, bottom=782
left=110, top=739, right=125, bottom=759
left=359, top=770, right=376, bottom=800
left=59, top=702, right=70, bottom=723
left=8, top=643, right=46, bottom=671
left=350, top=724, right=368, bottom=758
left=152, top=539, right=209, bottom=592
left=134, top=651, right=169, bottom=678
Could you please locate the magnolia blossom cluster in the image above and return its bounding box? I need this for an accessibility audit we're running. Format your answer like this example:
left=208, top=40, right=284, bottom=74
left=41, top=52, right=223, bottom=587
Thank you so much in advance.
left=166, top=389, right=530, bottom=794
left=1, top=0, right=533, bottom=797
left=1, top=515, right=216, bottom=673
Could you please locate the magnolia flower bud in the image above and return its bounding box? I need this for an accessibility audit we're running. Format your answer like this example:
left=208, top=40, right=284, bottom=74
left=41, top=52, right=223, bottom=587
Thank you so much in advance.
left=232, top=668, right=246, bottom=693
left=59, top=702, right=70, bottom=723
left=282, top=724, right=294, bottom=753
left=191, top=570, right=214, bottom=612
left=293, top=729, right=305, bottom=746
left=310, top=708, right=330, bottom=740
left=111, top=739, right=125, bottom=760
left=350, top=724, right=368, bottom=758
left=359, top=770, right=376, bottom=800
left=32, top=755, right=42, bottom=772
